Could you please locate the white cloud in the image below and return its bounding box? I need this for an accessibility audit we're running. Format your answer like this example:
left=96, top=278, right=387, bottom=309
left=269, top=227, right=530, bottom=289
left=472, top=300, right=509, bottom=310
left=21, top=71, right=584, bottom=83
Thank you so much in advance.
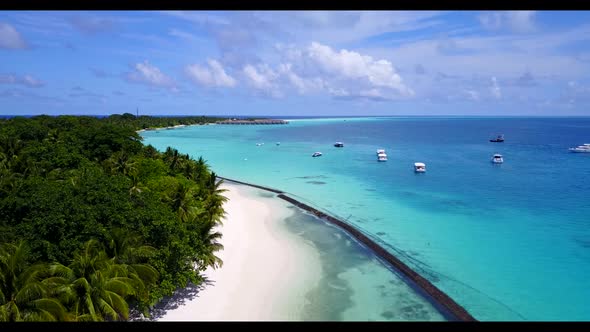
left=479, top=11, right=536, bottom=33
left=490, top=76, right=502, bottom=99
left=561, top=80, right=590, bottom=104
left=242, top=64, right=282, bottom=97
left=160, top=11, right=230, bottom=26
left=0, top=73, right=44, bottom=87
left=305, top=41, right=414, bottom=97
left=276, top=63, right=325, bottom=95
left=506, top=11, right=537, bottom=33
left=359, top=88, right=385, bottom=99
left=186, top=59, right=237, bottom=88
left=248, top=11, right=444, bottom=45
left=125, top=61, right=175, bottom=88
left=465, top=90, right=480, bottom=101
left=0, top=22, right=27, bottom=49
left=209, top=41, right=415, bottom=100
left=67, top=16, right=114, bottom=34
left=169, top=28, right=198, bottom=41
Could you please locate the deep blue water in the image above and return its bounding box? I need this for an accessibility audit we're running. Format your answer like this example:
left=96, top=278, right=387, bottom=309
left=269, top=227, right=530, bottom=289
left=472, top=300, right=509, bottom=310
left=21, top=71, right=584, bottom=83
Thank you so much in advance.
left=142, top=117, right=590, bottom=321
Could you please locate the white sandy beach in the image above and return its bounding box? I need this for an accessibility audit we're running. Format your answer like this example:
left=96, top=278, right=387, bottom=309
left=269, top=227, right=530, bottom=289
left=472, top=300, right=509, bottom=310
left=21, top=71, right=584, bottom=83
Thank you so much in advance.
left=157, top=183, right=322, bottom=321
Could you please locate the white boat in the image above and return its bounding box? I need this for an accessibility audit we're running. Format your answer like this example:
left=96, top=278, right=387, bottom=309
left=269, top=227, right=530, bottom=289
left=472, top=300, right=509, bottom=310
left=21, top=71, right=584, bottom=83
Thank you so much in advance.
left=256, top=143, right=263, bottom=146
left=490, top=134, right=505, bottom=143
left=376, top=149, right=386, bottom=155
left=569, top=143, right=590, bottom=153
left=312, top=152, right=323, bottom=157
left=377, top=152, right=387, bottom=162
left=414, top=162, right=426, bottom=173
left=334, top=142, right=344, bottom=147
left=491, top=153, right=504, bottom=164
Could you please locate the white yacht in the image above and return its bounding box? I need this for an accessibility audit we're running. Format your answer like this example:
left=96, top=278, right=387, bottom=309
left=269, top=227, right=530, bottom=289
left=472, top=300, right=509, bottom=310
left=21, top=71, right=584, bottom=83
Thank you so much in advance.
left=377, top=152, right=388, bottom=162
left=376, top=149, right=386, bottom=155
left=491, top=153, right=504, bottom=164
left=414, top=162, right=426, bottom=173
left=312, top=152, right=323, bottom=157
left=569, top=143, right=590, bottom=153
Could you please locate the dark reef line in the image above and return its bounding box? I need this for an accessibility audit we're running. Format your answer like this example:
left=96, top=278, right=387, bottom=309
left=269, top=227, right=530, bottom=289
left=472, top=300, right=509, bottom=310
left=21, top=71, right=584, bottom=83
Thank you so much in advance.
left=216, top=176, right=477, bottom=322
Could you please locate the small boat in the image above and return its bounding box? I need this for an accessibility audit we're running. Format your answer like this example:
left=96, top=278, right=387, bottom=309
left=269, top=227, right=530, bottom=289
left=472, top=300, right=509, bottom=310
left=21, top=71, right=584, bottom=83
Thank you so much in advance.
left=491, top=153, right=504, bottom=164
left=414, top=162, right=426, bottom=173
left=490, top=134, right=504, bottom=143
left=377, top=152, right=387, bottom=162
left=276, top=142, right=280, bottom=146
left=569, top=143, right=590, bottom=153
left=376, top=149, right=386, bottom=155
left=312, top=152, right=323, bottom=157
left=334, top=142, right=344, bottom=147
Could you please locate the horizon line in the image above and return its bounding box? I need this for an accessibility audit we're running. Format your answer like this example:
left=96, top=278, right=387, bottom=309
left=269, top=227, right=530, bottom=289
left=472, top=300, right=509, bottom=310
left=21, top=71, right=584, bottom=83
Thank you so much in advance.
left=3, top=114, right=590, bottom=118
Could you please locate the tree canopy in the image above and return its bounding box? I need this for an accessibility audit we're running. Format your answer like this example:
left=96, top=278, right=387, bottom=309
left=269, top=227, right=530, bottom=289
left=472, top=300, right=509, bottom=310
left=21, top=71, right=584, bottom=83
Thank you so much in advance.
left=0, top=114, right=228, bottom=321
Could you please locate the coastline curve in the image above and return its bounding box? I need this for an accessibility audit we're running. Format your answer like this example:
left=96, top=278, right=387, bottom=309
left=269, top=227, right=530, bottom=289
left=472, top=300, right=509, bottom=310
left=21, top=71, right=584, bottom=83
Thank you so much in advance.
left=216, top=175, right=477, bottom=322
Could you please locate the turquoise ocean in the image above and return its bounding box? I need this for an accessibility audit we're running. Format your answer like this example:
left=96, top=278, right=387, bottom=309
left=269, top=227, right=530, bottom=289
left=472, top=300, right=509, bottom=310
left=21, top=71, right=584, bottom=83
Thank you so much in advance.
left=141, top=116, right=590, bottom=321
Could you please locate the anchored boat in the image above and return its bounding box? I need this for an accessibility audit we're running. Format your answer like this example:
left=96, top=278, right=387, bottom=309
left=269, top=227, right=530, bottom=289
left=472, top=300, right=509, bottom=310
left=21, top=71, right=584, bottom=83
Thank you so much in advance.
left=490, top=134, right=505, bottom=143
left=414, top=162, right=426, bottom=173
left=491, top=153, right=504, bottom=164
left=569, top=143, right=590, bottom=153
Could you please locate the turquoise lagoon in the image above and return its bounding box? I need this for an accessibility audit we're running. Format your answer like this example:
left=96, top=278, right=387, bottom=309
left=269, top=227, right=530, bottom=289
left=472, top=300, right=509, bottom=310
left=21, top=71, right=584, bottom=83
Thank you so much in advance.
left=141, top=117, right=590, bottom=321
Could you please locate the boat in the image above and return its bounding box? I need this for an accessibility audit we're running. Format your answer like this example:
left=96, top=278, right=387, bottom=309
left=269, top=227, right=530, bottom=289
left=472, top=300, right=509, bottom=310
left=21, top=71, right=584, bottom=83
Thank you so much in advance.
left=376, top=149, right=386, bottom=155
left=377, top=152, right=387, bottom=162
left=569, top=143, right=590, bottom=153
left=334, top=142, right=344, bottom=147
left=491, top=153, right=504, bottom=164
left=276, top=142, right=280, bottom=146
left=414, top=162, right=426, bottom=173
left=312, top=152, right=323, bottom=157
left=490, top=134, right=504, bottom=142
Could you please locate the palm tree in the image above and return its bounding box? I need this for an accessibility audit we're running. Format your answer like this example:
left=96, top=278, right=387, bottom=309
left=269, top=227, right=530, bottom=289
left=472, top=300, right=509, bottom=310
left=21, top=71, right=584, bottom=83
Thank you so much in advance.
left=180, top=160, right=197, bottom=181
left=196, top=219, right=224, bottom=270
left=0, top=241, right=69, bottom=322
left=105, top=151, right=136, bottom=177
left=166, top=181, right=198, bottom=222
left=193, top=156, right=209, bottom=182
left=47, top=240, right=139, bottom=321
left=128, top=171, right=147, bottom=196
left=104, top=229, right=158, bottom=304
left=201, top=173, right=228, bottom=225
left=0, top=151, right=7, bottom=170
left=0, top=135, right=25, bottom=159
left=163, top=147, right=178, bottom=170
left=0, top=170, right=23, bottom=196
left=42, top=129, right=61, bottom=145
left=142, top=145, right=159, bottom=159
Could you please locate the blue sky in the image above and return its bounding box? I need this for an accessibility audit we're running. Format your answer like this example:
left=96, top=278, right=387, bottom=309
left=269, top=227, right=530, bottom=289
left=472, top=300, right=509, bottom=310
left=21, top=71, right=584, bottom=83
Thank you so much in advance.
left=1, top=10, right=590, bottom=116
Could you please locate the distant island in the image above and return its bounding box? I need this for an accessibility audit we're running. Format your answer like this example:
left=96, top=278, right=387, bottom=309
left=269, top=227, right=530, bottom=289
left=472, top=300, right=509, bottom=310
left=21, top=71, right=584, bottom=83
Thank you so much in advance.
left=216, top=118, right=289, bottom=125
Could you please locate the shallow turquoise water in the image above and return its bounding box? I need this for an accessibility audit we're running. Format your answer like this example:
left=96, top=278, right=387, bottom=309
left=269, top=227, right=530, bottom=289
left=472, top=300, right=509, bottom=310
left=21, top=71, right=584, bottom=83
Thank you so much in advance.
left=264, top=189, right=446, bottom=321
left=142, top=117, right=590, bottom=321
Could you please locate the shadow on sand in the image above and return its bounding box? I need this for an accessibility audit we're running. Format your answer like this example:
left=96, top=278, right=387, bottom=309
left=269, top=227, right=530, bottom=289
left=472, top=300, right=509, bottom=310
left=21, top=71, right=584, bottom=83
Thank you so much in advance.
left=130, top=279, right=215, bottom=321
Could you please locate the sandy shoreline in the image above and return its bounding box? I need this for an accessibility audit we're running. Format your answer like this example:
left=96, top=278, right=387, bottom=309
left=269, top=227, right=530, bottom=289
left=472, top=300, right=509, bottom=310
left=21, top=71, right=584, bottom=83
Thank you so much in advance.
left=156, top=183, right=321, bottom=321
left=136, top=123, right=217, bottom=133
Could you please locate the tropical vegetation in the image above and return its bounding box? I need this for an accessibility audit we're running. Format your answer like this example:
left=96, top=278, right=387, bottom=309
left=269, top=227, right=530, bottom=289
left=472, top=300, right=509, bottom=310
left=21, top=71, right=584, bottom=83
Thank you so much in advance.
left=0, top=113, right=228, bottom=321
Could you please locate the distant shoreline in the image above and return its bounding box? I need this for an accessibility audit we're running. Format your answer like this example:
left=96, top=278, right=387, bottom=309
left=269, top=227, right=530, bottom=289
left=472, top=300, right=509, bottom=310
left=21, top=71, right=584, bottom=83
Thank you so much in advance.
left=136, top=123, right=216, bottom=133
